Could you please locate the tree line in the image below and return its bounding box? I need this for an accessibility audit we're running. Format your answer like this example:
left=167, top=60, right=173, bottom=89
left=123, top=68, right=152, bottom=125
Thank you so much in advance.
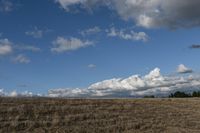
left=169, top=91, right=200, bottom=98
left=143, top=91, right=200, bottom=98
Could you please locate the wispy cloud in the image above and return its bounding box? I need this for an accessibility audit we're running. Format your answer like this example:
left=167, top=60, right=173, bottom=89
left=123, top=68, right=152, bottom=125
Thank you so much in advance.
left=51, top=36, right=94, bottom=53
left=15, top=45, right=41, bottom=52
left=13, top=54, right=30, bottom=64
left=88, top=64, right=96, bottom=68
left=106, top=27, right=149, bottom=42
left=25, top=27, right=43, bottom=38
left=0, top=38, right=41, bottom=64
left=0, top=0, right=13, bottom=12
left=25, top=27, right=51, bottom=38
left=80, top=26, right=101, bottom=36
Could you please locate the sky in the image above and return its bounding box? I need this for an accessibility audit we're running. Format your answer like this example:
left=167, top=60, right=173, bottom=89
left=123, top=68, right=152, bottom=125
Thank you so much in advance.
left=0, top=0, right=200, bottom=97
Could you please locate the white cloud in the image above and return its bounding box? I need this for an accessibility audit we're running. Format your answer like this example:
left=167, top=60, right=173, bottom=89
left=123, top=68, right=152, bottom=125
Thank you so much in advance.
left=0, top=38, right=40, bottom=63
left=88, top=64, right=96, bottom=68
left=0, top=89, right=41, bottom=97
left=13, top=54, right=30, bottom=64
left=51, top=36, right=94, bottom=53
left=9, top=90, right=18, bottom=97
left=80, top=26, right=101, bottom=36
left=1, top=67, right=199, bottom=98
left=21, top=91, right=33, bottom=97
left=25, top=27, right=44, bottom=38
left=0, top=89, right=4, bottom=96
left=0, top=0, right=13, bottom=12
left=48, top=88, right=89, bottom=97
left=0, top=38, right=12, bottom=55
left=177, top=64, right=193, bottom=74
left=48, top=67, right=200, bottom=97
left=55, top=0, right=200, bottom=29
left=107, top=27, right=149, bottom=42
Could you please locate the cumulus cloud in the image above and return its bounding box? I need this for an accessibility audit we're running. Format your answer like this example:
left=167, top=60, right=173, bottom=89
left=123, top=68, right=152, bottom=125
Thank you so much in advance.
left=51, top=36, right=94, bottom=53
left=80, top=26, right=101, bottom=36
left=177, top=64, right=193, bottom=74
left=0, top=0, right=13, bottom=12
left=13, top=54, right=30, bottom=64
left=55, top=0, right=200, bottom=29
left=107, top=27, right=149, bottom=42
left=0, top=38, right=12, bottom=55
left=48, top=67, right=200, bottom=97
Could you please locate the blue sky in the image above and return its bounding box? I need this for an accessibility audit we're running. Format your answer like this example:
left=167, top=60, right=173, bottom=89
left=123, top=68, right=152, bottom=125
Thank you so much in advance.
left=0, top=0, right=200, bottom=97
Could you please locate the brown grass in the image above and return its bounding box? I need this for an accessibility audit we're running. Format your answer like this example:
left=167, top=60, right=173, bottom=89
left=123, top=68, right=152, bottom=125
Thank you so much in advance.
left=1, top=98, right=200, bottom=133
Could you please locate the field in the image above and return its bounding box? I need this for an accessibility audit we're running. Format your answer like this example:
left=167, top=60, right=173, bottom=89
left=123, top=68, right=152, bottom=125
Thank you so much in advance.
left=1, top=98, right=200, bottom=133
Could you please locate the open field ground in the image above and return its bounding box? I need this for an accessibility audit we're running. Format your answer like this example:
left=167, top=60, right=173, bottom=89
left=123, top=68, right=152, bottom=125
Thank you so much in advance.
left=1, top=98, right=200, bottom=133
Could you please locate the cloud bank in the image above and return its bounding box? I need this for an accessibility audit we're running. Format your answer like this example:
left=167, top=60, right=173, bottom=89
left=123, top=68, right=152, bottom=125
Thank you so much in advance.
left=55, top=0, right=200, bottom=29
left=2, top=66, right=200, bottom=98
left=48, top=67, right=200, bottom=98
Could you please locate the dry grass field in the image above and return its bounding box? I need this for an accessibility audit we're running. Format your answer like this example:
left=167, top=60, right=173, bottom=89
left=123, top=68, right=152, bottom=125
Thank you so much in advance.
left=1, top=98, right=200, bottom=133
